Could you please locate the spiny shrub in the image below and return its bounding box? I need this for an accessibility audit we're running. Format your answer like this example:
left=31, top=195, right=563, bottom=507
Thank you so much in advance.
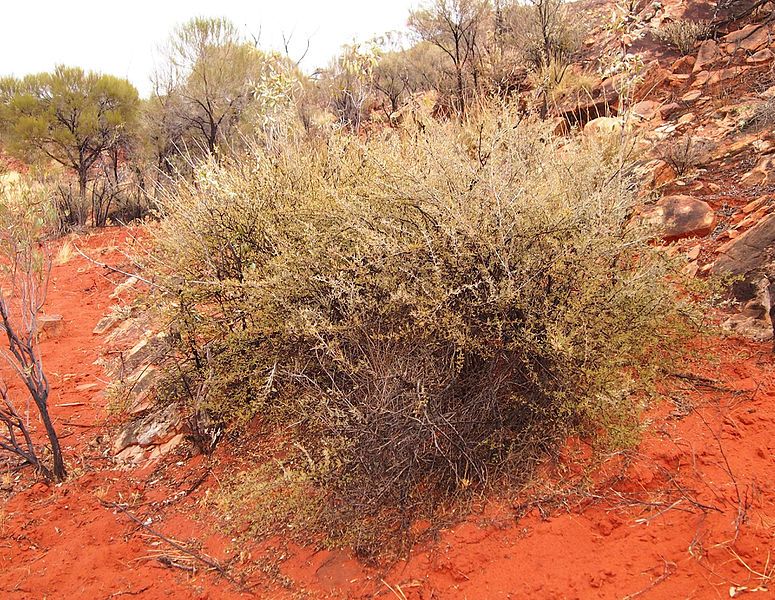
left=151, top=107, right=693, bottom=556
left=654, top=19, right=711, bottom=55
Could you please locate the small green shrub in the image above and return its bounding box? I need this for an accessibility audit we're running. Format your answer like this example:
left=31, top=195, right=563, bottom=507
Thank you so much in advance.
left=150, top=106, right=694, bottom=556
left=654, top=19, right=711, bottom=55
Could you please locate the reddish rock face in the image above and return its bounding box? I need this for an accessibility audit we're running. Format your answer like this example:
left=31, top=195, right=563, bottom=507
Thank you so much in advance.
left=671, top=55, right=696, bottom=74
left=693, top=39, right=718, bottom=72
left=722, top=23, right=772, bottom=54
left=631, top=100, right=660, bottom=120
left=747, top=48, right=774, bottom=64
left=644, top=195, right=717, bottom=241
left=713, top=212, right=775, bottom=276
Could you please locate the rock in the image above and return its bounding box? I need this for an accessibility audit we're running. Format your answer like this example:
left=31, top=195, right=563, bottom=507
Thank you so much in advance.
left=722, top=313, right=773, bottom=342
left=712, top=213, right=775, bottom=276
left=115, top=445, right=146, bottom=465
left=659, top=103, right=682, bottom=120
left=110, top=332, right=168, bottom=378
left=161, top=432, right=185, bottom=453
left=672, top=55, right=696, bottom=74
left=741, top=155, right=775, bottom=188
left=721, top=276, right=773, bottom=342
left=707, top=67, right=749, bottom=87
left=722, top=23, right=771, bottom=54
left=693, top=40, right=718, bottom=72
left=747, top=48, right=774, bottom=64
left=646, top=160, right=677, bottom=188
left=631, top=100, right=660, bottom=121
left=742, top=196, right=769, bottom=214
left=110, top=276, right=139, bottom=299
left=692, top=70, right=711, bottom=87
left=584, top=116, right=622, bottom=136
left=93, top=311, right=123, bottom=335
left=127, top=367, right=161, bottom=415
left=644, top=195, right=716, bottom=241
left=113, top=402, right=185, bottom=454
left=762, top=85, right=775, bottom=99
left=681, top=90, right=702, bottom=103
left=38, top=315, right=64, bottom=341
left=667, top=73, right=691, bottom=88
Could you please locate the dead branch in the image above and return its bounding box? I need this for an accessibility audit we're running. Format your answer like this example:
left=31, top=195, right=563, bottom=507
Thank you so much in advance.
left=98, top=499, right=236, bottom=584
left=71, top=243, right=156, bottom=287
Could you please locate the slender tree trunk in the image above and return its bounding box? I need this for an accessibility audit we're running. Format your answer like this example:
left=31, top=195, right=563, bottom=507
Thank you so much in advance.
left=37, top=395, right=66, bottom=481
left=78, top=167, right=89, bottom=226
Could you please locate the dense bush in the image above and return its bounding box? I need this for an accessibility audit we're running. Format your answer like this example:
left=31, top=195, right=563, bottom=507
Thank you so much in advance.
left=151, top=107, right=691, bottom=555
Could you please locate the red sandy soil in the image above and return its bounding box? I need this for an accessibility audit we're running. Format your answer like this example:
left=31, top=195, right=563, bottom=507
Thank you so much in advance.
left=1, top=227, right=774, bottom=600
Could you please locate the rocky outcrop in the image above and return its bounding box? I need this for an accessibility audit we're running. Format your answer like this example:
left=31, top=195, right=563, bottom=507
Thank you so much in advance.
left=712, top=211, right=775, bottom=342
left=721, top=23, right=773, bottom=55
left=91, top=276, right=188, bottom=467
left=713, top=212, right=775, bottom=277
left=554, top=77, right=620, bottom=127
left=721, top=274, right=773, bottom=342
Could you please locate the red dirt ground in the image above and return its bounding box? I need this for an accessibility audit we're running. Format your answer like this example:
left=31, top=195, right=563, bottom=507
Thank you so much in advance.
left=1, top=227, right=774, bottom=599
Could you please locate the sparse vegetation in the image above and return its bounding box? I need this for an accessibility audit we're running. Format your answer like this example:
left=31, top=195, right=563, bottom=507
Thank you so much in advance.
left=5, top=0, right=775, bottom=596
left=741, top=97, right=775, bottom=131
left=657, top=133, right=711, bottom=177
left=654, top=19, right=711, bottom=55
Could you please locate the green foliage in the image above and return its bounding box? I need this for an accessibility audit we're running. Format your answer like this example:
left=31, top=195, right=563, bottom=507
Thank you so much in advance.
left=151, top=106, right=695, bottom=555
left=0, top=66, right=139, bottom=201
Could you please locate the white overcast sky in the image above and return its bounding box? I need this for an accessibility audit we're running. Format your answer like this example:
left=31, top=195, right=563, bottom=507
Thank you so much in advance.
left=0, top=0, right=420, bottom=97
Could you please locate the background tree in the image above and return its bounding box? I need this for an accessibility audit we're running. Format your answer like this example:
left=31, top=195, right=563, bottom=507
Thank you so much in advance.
left=0, top=66, right=139, bottom=204
left=151, top=17, right=266, bottom=158
left=320, top=42, right=379, bottom=130
left=409, top=0, right=490, bottom=117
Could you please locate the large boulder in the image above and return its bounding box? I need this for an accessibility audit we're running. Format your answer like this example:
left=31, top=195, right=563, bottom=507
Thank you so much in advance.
left=644, top=195, right=716, bottom=241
